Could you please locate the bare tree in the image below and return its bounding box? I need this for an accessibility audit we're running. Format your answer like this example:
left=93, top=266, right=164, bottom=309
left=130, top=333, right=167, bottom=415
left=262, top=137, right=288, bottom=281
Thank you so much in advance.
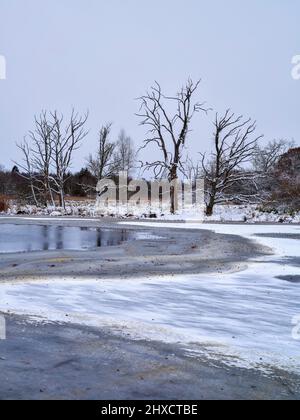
left=15, top=112, right=56, bottom=206
left=137, top=79, right=207, bottom=213
left=253, top=139, right=295, bottom=173
left=113, top=129, right=135, bottom=175
left=87, top=123, right=116, bottom=182
left=15, top=139, right=40, bottom=206
left=201, top=110, right=263, bottom=216
left=29, top=112, right=56, bottom=206
left=50, top=110, right=89, bottom=208
left=184, top=156, right=203, bottom=183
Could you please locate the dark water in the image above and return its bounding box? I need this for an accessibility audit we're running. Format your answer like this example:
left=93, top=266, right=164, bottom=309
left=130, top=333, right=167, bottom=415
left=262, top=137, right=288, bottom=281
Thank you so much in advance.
left=277, top=275, right=300, bottom=283
left=0, top=224, right=133, bottom=253
left=255, top=233, right=300, bottom=240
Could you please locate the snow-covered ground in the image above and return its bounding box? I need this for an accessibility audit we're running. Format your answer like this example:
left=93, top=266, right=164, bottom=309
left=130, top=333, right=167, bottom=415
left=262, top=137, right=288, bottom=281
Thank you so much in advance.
left=0, top=222, right=299, bottom=375
left=3, top=202, right=300, bottom=223
left=200, top=204, right=300, bottom=224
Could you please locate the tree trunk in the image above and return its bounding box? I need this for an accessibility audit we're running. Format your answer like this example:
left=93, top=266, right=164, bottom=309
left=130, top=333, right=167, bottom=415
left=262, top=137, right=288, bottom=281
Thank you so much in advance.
left=169, top=168, right=178, bottom=215
left=170, top=186, right=176, bottom=214
left=206, top=203, right=214, bottom=216
left=59, top=188, right=65, bottom=209
left=47, top=181, right=55, bottom=207
left=206, top=194, right=216, bottom=216
left=30, top=183, right=38, bottom=207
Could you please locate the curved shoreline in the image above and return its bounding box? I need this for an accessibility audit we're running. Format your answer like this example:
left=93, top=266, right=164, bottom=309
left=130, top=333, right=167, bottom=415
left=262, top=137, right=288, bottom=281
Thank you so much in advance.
left=0, top=218, right=268, bottom=283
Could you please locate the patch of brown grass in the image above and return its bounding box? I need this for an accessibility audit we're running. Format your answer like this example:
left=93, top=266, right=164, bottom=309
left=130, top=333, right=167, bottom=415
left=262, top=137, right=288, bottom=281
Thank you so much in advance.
left=65, top=196, right=94, bottom=203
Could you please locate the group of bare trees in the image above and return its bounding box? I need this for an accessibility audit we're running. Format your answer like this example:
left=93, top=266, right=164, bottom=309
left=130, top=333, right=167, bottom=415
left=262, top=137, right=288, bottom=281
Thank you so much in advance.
left=8, top=78, right=297, bottom=215
left=253, top=139, right=294, bottom=174
left=15, top=111, right=136, bottom=208
left=86, top=125, right=135, bottom=183
left=137, top=80, right=297, bottom=215
left=16, top=110, right=89, bottom=208
left=136, top=80, right=262, bottom=215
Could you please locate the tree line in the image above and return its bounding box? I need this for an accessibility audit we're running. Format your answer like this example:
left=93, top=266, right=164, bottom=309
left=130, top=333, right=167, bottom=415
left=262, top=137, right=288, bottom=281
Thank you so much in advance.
left=0, top=79, right=299, bottom=215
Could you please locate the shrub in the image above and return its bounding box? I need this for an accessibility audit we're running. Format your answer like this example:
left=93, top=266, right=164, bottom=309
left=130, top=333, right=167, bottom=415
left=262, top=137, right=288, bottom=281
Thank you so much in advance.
left=0, top=195, right=9, bottom=213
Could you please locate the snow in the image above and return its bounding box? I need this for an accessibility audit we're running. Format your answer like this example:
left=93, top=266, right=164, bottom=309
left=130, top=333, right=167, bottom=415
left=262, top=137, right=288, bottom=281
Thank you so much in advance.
left=2, top=202, right=300, bottom=223
left=0, top=222, right=299, bottom=374
left=4, top=202, right=98, bottom=218
left=203, top=205, right=300, bottom=224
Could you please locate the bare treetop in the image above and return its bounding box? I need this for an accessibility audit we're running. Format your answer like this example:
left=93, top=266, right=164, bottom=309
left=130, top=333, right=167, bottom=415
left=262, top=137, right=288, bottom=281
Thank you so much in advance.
left=253, top=139, right=295, bottom=173
left=202, top=109, right=264, bottom=216
left=208, top=110, right=262, bottom=170
left=15, top=109, right=89, bottom=209
left=137, top=79, right=208, bottom=180
left=87, top=123, right=116, bottom=182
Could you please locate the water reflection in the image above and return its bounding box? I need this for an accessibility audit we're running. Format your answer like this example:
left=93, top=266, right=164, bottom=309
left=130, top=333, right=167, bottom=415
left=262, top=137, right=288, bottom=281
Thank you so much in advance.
left=0, top=224, right=131, bottom=253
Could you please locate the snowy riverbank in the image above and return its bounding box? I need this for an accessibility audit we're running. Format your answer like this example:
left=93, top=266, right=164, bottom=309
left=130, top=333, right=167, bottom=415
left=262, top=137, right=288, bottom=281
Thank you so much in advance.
left=2, top=202, right=300, bottom=224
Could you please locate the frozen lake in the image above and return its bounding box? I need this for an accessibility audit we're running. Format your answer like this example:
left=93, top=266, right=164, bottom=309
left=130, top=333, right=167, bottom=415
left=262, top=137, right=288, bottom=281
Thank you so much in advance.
left=0, top=220, right=299, bottom=380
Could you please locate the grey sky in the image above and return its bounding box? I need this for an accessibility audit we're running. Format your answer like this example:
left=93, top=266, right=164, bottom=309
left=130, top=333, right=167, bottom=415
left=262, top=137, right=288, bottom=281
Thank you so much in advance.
left=0, top=0, right=299, bottom=171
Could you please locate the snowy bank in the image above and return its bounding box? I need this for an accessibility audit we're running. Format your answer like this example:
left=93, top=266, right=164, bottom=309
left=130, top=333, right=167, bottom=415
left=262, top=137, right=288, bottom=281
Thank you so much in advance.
left=1, top=202, right=300, bottom=224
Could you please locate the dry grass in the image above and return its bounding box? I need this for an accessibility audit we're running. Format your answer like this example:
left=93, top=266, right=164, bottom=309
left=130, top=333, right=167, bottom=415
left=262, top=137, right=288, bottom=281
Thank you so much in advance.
left=65, top=196, right=95, bottom=203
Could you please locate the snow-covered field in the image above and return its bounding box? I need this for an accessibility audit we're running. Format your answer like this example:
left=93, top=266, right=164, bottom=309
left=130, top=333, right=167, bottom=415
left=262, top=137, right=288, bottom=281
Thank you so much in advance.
left=0, top=222, right=299, bottom=375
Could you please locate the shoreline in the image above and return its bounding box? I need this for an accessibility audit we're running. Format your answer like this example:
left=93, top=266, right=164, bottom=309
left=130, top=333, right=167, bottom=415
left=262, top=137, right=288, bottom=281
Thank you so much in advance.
left=1, top=213, right=300, bottom=226
left=0, top=218, right=268, bottom=282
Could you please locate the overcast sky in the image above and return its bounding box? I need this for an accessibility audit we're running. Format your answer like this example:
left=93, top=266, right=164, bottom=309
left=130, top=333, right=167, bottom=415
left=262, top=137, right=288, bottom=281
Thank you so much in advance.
left=0, top=0, right=299, bottom=171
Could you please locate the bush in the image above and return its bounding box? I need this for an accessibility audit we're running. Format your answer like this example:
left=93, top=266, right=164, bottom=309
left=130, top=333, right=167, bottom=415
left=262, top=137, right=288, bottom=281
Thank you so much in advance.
left=0, top=195, right=9, bottom=213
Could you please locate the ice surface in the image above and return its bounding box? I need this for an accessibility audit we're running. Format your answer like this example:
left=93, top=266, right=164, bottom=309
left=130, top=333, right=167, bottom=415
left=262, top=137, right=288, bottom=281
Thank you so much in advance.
left=0, top=222, right=299, bottom=374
